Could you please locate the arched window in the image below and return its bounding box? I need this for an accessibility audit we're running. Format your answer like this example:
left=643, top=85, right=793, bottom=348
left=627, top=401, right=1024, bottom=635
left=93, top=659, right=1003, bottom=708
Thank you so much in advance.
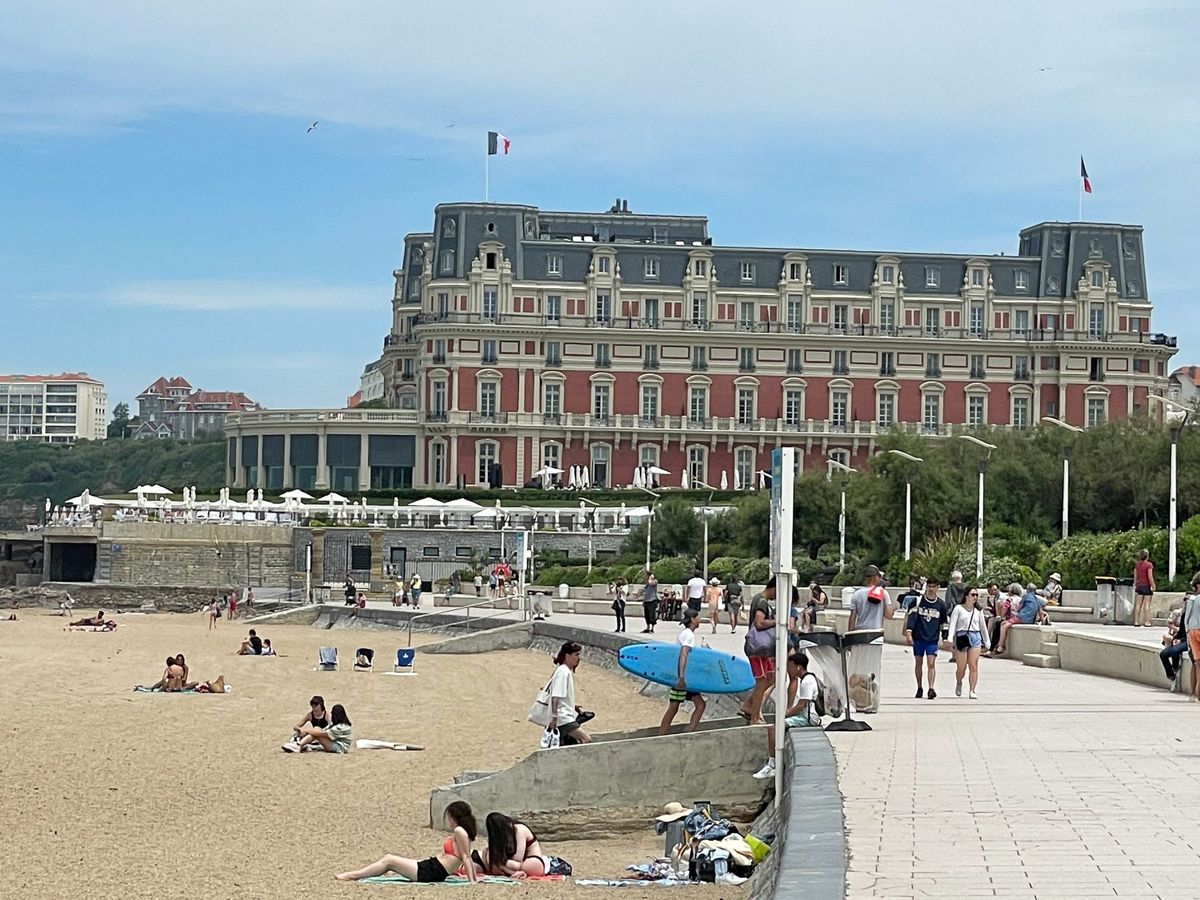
left=735, top=447, right=755, bottom=491
left=591, top=443, right=611, bottom=488
left=687, top=445, right=707, bottom=487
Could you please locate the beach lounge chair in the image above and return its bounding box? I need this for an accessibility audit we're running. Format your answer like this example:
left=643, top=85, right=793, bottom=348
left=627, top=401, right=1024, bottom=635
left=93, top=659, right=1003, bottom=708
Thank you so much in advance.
left=316, top=646, right=338, bottom=671
left=392, top=647, right=416, bottom=675
left=354, top=647, right=374, bottom=672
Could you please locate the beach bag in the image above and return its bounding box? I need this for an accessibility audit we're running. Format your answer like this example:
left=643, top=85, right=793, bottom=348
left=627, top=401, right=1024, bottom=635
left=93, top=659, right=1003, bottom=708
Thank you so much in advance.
left=744, top=624, right=772, bottom=658
left=546, top=856, right=572, bottom=876
left=527, top=676, right=555, bottom=728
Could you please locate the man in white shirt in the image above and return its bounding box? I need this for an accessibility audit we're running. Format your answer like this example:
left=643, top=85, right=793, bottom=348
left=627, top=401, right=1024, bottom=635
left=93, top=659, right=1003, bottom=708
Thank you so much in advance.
left=685, top=572, right=706, bottom=613
left=658, top=609, right=707, bottom=734
left=753, top=650, right=820, bottom=779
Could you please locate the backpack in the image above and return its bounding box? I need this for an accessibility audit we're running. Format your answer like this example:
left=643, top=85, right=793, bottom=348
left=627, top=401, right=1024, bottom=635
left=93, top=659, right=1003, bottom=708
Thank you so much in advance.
left=803, top=671, right=827, bottom=719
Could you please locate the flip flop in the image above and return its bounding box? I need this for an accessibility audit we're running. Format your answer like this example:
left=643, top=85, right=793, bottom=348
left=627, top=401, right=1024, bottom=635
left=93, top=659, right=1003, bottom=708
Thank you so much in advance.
left=736, top=710, right=751, bottom=721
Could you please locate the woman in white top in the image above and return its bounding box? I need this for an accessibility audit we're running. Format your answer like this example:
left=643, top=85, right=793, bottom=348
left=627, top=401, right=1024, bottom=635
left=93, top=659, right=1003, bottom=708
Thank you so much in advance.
left=548, top=642, right=591, bottom=744
left=949, top=588, right=990, bottom=699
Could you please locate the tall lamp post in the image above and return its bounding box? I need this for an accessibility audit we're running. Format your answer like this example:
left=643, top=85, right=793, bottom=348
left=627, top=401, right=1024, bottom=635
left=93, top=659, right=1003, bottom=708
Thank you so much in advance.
left=693, top=482, right=716, bottom=580
left=958, top=435, right=997, bottom=579
left=887, top=450, right=924, bottom=560
left=1042, top=416, right=1083, bottom=540
left=826, top=457, right=857, bottom=573
left=1147, top=395, right=1191, bottom=582
left=635, top=485, right=661, bottom=575
left=579, top=497, right=600, bottom=573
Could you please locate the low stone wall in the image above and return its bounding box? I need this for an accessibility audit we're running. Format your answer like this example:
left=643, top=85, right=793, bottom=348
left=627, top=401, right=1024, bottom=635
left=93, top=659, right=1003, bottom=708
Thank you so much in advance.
left=1, top=582, right=232, bottom=612
left=430, top=725, right=772, bottom=840
left=1057, top=629, right=1192, bottom=690
left=751, top=727, right=845, bottom=900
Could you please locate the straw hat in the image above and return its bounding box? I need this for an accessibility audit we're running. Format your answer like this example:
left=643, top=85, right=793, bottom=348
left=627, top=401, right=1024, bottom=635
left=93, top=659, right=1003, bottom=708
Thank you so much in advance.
left=1048, top=573, right=1062, bottom=583
left=655, top=801, right=690, bottom=823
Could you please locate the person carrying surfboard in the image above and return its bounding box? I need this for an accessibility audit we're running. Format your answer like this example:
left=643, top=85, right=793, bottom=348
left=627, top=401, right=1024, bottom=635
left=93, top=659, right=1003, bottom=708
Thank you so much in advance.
left=658, top=609, right=707, bottom=735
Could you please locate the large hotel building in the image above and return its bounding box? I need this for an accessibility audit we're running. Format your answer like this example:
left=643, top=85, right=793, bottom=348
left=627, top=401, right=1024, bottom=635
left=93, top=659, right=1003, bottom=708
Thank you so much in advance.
left=225, top=201, right=1176, bottom=492
left=0, top=373, right=107, bottom=444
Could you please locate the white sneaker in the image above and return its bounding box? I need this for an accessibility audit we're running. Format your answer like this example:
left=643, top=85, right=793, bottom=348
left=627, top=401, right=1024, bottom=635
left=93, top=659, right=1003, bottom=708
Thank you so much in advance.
left=281, top=741, right=300, bottom=753
left=955, top=683, right=962, bottom=697
left=716, top=873, right=748, bottom=886
left=969, top=690, right=978, bottom=700
left=752, top=760, right=776, bottom=780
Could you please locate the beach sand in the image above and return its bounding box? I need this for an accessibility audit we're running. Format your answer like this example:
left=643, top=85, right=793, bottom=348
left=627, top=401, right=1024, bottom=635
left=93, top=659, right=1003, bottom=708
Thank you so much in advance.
left=0, top=611, right=733, bottom=898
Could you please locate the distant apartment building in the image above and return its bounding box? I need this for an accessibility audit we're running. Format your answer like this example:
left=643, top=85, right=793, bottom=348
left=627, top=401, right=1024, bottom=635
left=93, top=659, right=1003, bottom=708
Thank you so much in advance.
left=0, top=373, right=107, bottom=443
left=135, top=376, right=260, bottom=440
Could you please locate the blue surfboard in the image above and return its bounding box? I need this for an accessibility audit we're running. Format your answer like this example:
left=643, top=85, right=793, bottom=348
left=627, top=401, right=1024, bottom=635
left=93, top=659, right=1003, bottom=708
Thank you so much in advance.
left=618, top=642, right=755, bottom=694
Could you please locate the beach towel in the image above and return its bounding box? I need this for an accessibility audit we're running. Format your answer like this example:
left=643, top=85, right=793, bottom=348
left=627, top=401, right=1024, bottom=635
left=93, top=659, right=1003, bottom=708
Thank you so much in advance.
left=135, top=686, right=198, bottom=693
left=574, top=880, right=689, bottom=887
left=360, top=875, right=519, bottom=885
left=354, top=740, right=425, bottom=751
left=69, top=623, right=116, bottom=632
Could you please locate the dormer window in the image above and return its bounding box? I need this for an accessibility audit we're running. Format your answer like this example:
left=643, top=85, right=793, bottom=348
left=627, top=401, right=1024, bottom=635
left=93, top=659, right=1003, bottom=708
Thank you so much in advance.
left=880, top=265, right=894, bottom=284
left=925, top=266, right=941, bottom=288
left=1015, top=270, right=1029, bottom=291
left=1091, top=270, right=1104, bottom=288
left=485, top=252, right=497, bottom=270
left=694, top=259, right=707, bottom=277
left=833, top=264, right=848, bottom=285
left=547, top=255, right=562, bottom=277
left=740, top=261, right=756, bottom=282
left=597, top=256, right=611, bottom=274
left=789, top=262, right=803, bottom=280
left=970, top=269, right=984, bottom=287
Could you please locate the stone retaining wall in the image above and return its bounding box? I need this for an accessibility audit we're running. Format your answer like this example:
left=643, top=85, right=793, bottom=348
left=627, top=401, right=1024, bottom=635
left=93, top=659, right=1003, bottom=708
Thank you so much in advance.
left=1, top=582, right=234, bottom=612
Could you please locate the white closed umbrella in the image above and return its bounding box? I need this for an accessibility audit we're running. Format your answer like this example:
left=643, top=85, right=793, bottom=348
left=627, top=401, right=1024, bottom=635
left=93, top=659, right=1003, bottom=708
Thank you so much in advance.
left=733, top=469, right=741, bottom=491
left=581, top=466, right=590, bottom=489
left=720, top=470, right=729, bottom=491
left=633, top=467, right=644, bottom=489
left=682, top=470, right=690, bottom=489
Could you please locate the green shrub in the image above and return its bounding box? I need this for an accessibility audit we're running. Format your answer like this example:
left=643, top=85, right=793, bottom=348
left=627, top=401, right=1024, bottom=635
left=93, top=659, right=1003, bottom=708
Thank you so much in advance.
left=742, top=558, right=772, bottom=584
left=652, top=556, right=695, bottom=585
left=1041, top=528, right=1167, bottom=590
left=1177, top=515, right=1200, bottom=579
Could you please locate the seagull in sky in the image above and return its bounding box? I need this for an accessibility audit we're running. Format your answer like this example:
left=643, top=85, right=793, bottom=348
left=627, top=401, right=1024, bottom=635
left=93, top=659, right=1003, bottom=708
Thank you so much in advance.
left=444, top=124, right=455, bottom=128
left=1036, top=67, right=1052, bottom=72
left=306, top=121, right=319, bottom=133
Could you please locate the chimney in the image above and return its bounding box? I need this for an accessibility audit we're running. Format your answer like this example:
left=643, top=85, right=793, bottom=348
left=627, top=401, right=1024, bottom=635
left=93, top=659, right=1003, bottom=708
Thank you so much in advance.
left=622, top=199, right=629, bottom=213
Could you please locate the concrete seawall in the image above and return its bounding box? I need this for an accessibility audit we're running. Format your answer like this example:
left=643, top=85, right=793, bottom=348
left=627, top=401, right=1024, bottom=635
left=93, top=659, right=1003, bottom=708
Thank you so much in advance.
left=430, top=724, right=772, bottom=840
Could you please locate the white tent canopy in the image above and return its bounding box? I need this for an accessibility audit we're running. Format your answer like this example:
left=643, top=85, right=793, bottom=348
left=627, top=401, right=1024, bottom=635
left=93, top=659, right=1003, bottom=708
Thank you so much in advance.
left=443, top=498, right=483, bottom=511
left=317, top=492, right=350, bottom=504
left=408, top=497, right=445, bottom=508
left=281, top=489, right=313, bottom=500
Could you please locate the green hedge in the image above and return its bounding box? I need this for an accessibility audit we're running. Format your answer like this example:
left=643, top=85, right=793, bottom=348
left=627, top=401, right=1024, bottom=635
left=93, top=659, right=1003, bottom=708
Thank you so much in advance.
left=1041, top=528, right=1168, bottom=590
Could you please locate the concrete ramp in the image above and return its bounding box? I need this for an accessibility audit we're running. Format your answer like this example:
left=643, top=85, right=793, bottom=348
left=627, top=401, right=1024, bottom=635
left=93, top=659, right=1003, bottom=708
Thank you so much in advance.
left=430, top=724, right=769, bottom=840
left=420, top=622, right=533, bottom=654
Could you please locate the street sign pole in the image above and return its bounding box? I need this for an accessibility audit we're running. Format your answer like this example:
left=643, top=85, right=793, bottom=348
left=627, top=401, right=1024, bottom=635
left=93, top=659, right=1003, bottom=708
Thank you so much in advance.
left=769, top=448, right=796, bottom=804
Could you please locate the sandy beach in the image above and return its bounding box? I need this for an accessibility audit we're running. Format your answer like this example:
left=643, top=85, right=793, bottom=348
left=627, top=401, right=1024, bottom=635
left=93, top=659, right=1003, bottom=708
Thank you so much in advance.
left=0, top=611, right=729, bottom=898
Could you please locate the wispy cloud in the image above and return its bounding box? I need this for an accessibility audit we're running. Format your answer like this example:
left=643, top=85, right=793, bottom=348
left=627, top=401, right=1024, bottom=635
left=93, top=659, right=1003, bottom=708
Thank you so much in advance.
left=34, top=279, right=380, bottom=311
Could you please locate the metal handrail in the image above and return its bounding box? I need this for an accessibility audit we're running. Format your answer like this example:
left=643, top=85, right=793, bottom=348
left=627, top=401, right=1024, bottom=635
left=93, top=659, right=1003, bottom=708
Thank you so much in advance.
left=407, top=595, right=526, bottom=646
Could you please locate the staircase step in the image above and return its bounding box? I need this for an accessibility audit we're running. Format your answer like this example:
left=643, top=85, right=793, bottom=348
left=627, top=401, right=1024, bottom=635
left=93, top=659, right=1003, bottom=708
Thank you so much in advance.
left=1023, top=653, right=1061, bottom=669
left=1040, top=641, right=1061, bottom=657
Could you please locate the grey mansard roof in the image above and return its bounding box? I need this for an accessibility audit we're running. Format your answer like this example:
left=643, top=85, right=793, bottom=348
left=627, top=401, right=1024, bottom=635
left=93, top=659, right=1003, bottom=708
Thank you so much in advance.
left=405, top=202, right=1150, bottom=301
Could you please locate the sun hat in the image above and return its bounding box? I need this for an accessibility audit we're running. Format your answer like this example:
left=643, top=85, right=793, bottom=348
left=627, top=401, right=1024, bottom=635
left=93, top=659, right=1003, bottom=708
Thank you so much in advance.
left=709, top=577, right=720, bottom=585
left=1048, top=572, right=1062, bottom=583
left=655, top=801, right=690, bottom=823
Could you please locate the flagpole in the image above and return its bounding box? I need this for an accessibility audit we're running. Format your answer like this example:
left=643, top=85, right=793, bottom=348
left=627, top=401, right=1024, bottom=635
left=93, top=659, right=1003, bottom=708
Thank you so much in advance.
left=1077, top=177, right=1082, bottom=222
left=485, top=150, right=490, bottom=202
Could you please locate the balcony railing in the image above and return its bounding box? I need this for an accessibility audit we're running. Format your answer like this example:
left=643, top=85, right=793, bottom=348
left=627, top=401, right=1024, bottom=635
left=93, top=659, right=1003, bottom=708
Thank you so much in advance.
left=409, top=311, right=1177, bottom=347
left=468, top=412, right=508, bottom=425
left=225, top=409, right=421, bottom=427
left=431, top=353, right=446, bottom=364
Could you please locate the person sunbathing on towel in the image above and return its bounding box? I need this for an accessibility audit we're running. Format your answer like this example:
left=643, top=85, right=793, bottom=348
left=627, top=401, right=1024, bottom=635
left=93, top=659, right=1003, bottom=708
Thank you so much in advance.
left=70, top=610, right=107, bottom=627
left=475, top=812, right=550, bottom=878
left=336, top=800, right=479, bottom=883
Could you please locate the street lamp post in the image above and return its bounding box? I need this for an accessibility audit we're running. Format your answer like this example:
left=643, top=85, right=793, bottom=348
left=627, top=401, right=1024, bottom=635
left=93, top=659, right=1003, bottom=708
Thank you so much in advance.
left=1042, top=417, right=1083, bottom=541
left=635, top=485, right=661, bottom=575
left=887, top=450, right=924, bottom=560
left=958, top=435, right=997, bottom=579
left=1147, top=396, right=1191, bottom=581
left=579, top=497, right=600, bottom=573
left=693, top=482, right=716, bottom=580
left=826, top=458, right=858, bottom=573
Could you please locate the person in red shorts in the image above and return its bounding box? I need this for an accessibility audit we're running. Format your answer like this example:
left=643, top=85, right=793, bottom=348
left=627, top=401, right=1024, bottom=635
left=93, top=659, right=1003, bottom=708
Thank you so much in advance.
left=739, top=576, right=780, bottom=725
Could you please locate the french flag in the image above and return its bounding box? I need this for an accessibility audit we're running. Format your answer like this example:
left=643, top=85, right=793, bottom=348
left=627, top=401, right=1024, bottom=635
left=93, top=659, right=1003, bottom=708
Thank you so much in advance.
left=488, top=131, right=511, bottom=156
left=1080, top=156, right=1092, bottom=194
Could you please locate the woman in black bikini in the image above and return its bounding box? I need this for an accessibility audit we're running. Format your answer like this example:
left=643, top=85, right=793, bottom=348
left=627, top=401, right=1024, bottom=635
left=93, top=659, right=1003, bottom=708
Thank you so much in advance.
left=478, top=812, right=550, bottom=878
left=335, top=800, right=478, bottom=883
left=293, top=695, right=328, bottom=741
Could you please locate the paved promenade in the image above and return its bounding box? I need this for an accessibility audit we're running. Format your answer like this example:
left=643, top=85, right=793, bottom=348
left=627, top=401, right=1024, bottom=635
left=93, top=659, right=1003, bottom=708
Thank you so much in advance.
left=371, top=603, right=1200, bottom=898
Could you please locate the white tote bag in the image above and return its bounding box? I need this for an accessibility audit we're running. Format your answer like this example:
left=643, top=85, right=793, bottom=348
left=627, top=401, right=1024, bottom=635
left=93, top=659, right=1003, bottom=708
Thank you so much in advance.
left=527, top=676, right=555, bottom=728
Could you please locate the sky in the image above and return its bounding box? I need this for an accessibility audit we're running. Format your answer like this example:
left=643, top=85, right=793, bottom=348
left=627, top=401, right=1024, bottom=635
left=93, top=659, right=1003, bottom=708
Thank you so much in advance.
left=3, top=1, right=1198, bottom=412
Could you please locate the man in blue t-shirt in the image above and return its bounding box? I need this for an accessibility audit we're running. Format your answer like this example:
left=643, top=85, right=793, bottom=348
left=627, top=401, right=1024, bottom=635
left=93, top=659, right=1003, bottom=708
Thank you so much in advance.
left=1017, top=585, right=1042, bottom=624
left=904, top=576, right=948, bottom=700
